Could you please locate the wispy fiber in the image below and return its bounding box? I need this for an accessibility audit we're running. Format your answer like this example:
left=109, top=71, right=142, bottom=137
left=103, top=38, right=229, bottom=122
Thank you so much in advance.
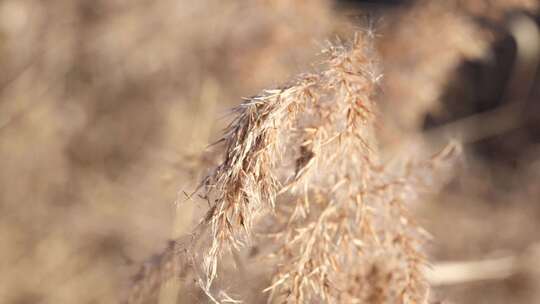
left=193, top=32, right=459, bottom=303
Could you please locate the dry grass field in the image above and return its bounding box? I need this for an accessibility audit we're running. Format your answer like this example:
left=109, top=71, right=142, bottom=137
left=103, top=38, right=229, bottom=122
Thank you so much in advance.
left=1, top=0, right=539, bottom=303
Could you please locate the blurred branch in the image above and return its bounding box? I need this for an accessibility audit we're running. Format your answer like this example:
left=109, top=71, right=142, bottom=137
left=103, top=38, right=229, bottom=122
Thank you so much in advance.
left=427, top=243, right=540, bottom=286
left=427, top=255, right=517, bottom=286
left=423, top=102, right=523, bottom=146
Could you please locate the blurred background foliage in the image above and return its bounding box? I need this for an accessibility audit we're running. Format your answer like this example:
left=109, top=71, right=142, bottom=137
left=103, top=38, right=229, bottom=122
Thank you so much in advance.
left=0, top=0, right=539, bottom=303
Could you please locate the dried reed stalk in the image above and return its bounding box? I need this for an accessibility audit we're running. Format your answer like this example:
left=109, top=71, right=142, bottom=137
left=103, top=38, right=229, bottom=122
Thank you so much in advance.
left=194, top=33, right=459, bottom=303
left=127, top=32, right=460, bottom=304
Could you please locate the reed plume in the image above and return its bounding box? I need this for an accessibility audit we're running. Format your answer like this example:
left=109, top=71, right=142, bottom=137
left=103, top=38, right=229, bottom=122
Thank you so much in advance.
left=193, top=32, right=458, bottom=303
left=127, top=31, right=459, bottom=304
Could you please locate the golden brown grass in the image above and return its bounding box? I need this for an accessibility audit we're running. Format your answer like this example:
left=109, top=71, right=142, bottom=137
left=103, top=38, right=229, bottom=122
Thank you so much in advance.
left=2, top=1, right=539, bottom=304
left=127, top=32, right=461, bottom=304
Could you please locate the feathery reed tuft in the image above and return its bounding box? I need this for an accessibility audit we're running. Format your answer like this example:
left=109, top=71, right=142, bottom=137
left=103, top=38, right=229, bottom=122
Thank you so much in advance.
left=193, top=32, right=458, bottom=303
left=127, top=32, right=460, bottom=304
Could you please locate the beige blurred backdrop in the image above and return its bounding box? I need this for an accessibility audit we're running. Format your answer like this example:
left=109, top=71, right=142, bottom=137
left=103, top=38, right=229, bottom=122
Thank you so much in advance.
left=2, top=0, right=540, bottom=303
